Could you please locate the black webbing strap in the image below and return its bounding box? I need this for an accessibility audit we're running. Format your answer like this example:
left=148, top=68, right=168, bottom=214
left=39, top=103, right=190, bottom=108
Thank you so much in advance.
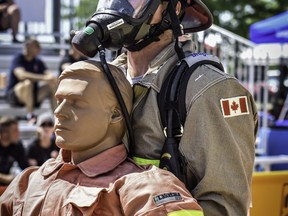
left=99, top=49, right=135, bottom=157
left=158, top=61, right=188, bottom=137
left=157, top=54, right=224, bottom=184
left=158, top=60, right=189, bottom=184
left=178, top=60, right=224, bottom=125
left=158, top=59, right=224, bottom=131
left=167, top=0, right=185, bottom=59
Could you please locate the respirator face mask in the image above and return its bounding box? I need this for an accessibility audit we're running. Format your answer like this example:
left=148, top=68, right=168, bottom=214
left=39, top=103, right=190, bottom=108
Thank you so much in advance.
left=72, top=0, right=161, bottom=57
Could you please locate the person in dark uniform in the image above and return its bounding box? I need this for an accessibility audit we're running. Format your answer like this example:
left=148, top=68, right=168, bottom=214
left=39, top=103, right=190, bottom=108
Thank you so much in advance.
left=0, top=116, right=29, bottom=186
left=5, top=38, right=57, bottom=118
left=27, top=112, right=59, bottom=166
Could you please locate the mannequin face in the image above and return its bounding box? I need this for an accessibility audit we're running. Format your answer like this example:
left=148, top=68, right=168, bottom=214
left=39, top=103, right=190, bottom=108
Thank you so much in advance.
left=54, top=74, right=117, bottom=156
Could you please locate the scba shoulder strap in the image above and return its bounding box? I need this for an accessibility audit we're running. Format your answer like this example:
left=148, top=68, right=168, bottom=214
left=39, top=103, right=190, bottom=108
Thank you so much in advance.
left=157, top=53, right=224, bottom=184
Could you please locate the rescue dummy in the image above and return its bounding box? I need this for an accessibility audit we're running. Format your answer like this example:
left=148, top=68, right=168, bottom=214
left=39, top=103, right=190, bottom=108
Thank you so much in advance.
left=0, top=60, right=203, bottom=216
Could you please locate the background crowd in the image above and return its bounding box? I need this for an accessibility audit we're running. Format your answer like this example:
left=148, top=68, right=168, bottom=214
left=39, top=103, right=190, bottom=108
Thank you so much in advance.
left=0, top=112, right=59, bottom=187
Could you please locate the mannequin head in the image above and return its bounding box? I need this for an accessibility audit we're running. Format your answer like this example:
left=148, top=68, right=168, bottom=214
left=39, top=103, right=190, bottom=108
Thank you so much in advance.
left=54, top=60, right=132, bottom=163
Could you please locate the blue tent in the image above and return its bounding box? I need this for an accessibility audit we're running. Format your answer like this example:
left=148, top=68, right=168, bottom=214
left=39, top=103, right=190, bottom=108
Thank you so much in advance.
left=249, top=11, right=288, bottom=44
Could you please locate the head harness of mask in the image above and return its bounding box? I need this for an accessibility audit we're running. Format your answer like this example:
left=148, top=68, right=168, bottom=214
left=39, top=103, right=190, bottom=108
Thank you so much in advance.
left=70, top=0, right=213, bottom=155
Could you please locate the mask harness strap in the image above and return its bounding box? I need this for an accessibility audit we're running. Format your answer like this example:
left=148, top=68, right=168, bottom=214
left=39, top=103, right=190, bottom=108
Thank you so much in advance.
left=126, top=0, right=185, bottom=61
left=126, top=19, right=170, bottom=52
left=96, top=38, right=135, bottom=156
left=167, top=0, right=185, bottom=60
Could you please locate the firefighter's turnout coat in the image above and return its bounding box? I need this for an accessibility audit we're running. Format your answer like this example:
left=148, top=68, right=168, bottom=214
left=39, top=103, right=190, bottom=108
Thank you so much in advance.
left=113, top=40, right=258, bottom=216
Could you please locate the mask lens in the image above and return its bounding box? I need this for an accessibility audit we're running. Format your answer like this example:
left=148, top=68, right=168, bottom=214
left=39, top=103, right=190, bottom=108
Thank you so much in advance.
left=96, top=0, right=150, bottom=18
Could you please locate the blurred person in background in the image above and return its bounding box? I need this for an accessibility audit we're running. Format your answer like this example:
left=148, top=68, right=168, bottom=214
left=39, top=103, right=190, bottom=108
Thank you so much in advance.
left=0, top=116, right=29, bottom=186
left=58, top=37, right=88, bottom=76
left=27, top=112, right=59, bottom=166
left=0, top=0, right=21, bottom=43
left=5, top=38, right=57, bottom=121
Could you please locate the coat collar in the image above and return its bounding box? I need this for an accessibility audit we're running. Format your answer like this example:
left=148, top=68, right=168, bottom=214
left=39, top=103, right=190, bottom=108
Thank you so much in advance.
left=41, top=144, right=127, bottom=178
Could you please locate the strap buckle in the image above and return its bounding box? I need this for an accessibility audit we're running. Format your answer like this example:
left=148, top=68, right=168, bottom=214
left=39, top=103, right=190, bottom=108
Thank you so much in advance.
left=163, top=126, right=184, bottom=138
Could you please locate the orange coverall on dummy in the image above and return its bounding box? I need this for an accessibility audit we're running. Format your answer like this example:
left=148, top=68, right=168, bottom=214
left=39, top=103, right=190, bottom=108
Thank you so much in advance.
left=0, top=144, right=202, bottom=215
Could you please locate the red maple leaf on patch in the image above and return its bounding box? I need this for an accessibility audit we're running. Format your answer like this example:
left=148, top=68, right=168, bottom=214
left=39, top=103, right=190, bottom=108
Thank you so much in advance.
left=231, top=101, right=239, bottom=113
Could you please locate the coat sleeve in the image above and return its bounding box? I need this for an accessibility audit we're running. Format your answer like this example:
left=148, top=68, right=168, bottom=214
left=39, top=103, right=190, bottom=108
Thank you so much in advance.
left=118, top=167, right=204, bottom=216
left=181, top=65, right=258, bottom=215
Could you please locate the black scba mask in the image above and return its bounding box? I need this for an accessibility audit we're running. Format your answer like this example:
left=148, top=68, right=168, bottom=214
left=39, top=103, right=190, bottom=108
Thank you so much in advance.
left=72, top=0, right=162, bottom=57
left=72, top=0, right=213, bottom=58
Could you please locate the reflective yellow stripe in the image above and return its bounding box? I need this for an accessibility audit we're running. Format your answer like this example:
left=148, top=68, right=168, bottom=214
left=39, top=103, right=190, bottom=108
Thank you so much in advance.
left=132, top=156, right=160, bottom=167
left=168, top=210, right=204, bottom=216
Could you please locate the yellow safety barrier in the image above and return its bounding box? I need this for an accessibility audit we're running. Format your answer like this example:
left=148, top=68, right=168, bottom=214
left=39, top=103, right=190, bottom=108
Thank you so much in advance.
left=250, top=171, right=288, bottom=216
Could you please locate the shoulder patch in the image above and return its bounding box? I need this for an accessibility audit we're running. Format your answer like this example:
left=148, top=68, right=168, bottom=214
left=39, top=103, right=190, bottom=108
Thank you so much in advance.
left=153, top=192, right=183, bottom=206
left=220, top=96, right=249, bottom=118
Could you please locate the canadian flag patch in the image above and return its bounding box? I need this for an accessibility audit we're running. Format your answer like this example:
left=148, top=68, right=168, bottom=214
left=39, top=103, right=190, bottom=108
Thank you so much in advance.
left=220, top=96, right=249, bottom=118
